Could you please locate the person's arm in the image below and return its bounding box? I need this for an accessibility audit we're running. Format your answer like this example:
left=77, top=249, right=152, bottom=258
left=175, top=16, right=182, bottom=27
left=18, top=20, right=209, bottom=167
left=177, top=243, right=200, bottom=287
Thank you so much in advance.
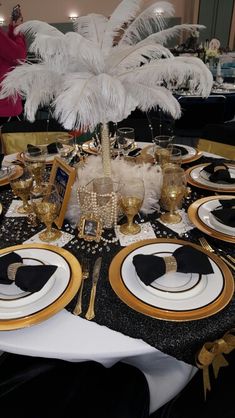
left=0, top=24, right=26, bottom=64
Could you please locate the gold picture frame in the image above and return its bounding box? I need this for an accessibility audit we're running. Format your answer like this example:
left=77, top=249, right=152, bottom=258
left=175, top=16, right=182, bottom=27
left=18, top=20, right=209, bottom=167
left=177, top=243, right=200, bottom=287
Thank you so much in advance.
left=49, top=157, right=76, bottom=228
left=78, top=213, right=103, bottom=242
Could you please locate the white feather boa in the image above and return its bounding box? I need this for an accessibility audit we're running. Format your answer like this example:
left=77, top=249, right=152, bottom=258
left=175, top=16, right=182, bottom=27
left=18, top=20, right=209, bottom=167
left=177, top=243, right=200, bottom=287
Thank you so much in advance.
left=66, top=156, right=162, bottom=226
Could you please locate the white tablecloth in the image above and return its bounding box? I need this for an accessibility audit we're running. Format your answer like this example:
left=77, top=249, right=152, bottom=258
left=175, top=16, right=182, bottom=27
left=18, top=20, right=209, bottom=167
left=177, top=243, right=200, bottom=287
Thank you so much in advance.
left=0, top=309, right=197, bottom=414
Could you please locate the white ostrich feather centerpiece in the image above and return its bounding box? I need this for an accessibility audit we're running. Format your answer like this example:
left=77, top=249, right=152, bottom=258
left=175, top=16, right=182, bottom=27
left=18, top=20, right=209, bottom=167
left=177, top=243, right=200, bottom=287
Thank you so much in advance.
left=0, top=0, right=213, bottom=219
left=1, top=0, right=212, bottom=132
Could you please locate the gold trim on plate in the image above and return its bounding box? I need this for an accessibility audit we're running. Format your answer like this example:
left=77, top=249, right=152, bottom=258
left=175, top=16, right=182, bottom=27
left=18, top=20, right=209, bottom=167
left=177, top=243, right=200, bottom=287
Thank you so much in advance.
left=0, top=243, right=81, bottom=330
left=188, top=195, right=235, bottom=243
left=186, top=163, right=235, bottom=193
left=140, top=144, right=202, bottom=165
left=109, top=238, right=234, bottom=321
left=0, top=165, right=23, bottom=187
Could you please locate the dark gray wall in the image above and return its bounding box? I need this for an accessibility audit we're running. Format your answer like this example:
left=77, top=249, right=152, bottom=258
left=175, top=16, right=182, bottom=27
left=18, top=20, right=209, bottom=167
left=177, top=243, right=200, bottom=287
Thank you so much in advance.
left=198, top=0, right=234, bottom=47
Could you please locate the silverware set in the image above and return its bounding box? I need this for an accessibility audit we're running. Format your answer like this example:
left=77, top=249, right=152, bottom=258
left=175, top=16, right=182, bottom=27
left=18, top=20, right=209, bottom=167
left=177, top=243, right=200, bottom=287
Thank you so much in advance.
left=199, top=237, right=235, bottom=272
left=73, top=256, right=102, bottom=320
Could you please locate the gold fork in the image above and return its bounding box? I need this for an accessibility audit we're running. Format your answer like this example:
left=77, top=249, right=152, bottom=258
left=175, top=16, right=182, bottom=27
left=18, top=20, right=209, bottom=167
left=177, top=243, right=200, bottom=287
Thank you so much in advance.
left=198, top=237, right=235, bottom=271
left=73, top=258, right=90, bottom=315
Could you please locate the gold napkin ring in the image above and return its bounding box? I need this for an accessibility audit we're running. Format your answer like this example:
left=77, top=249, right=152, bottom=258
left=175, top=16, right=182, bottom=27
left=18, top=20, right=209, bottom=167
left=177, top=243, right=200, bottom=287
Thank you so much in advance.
left=7, top=262, right=23, bottom=281
left=163, top=256, right=177, bottom=274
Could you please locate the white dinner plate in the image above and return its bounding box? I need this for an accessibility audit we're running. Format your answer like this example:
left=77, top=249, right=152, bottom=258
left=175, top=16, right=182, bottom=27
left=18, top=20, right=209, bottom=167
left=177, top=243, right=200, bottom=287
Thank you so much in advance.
left=196, top=197, right=235, bottom=237
left=22, top=151, right=58, bottom=164
left=0, top=248, right=70, bottom=318
left=109, top=239, right=234, bottom=321
left=0, top=244, right=81, bottom=329
left=186, top=164, right=235, bottom=192
left=188, top=195, right=235, bottom=243
left=121, top=242, right=221, bottom=311
left=139, top=143, right=202, bottom=164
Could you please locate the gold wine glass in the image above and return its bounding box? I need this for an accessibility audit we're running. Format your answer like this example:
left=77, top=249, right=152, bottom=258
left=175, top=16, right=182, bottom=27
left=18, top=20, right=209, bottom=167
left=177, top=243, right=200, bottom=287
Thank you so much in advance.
left=160, top=165, right=187, bottom=224
left=120, top=178, right=144, bottom=235
left=153, top=135, right=173, bottom=168
left=24, top=146, right=46, bottom=195
left=8, top=165, right=33, bottom=214
left=56, top=134, right=76, bottom=164
left=30, top=183, right=62, bottom=242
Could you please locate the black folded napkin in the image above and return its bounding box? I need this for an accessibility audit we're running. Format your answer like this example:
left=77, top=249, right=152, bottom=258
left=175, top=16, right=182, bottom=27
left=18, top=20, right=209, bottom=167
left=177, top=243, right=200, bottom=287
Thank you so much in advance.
left=173, top=145, right=188, bottom=156
left=0, top=252, right=57, bottom=292
left=27, top=143, right=60, bottom=156
left=0, top=153, right=4, bottom=170
left=202, top=161, right=235, bottom=184
left=133, top=245, right=213, bottom=286
left=211, top=199, right=235, bottom=227
left=128, top=148, right=142, bottom=157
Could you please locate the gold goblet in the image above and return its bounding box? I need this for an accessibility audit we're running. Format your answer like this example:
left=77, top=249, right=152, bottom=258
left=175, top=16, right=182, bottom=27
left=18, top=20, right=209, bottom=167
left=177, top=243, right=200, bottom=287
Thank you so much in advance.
left=24, top=146, right=46, bottom=195
left=8, top=166, right=33, bottom=214
left=120, top=178, right=144, bottom=235
left=30, top=183, right=62, bottom=242
left=160, top=165, right=187, bottom=224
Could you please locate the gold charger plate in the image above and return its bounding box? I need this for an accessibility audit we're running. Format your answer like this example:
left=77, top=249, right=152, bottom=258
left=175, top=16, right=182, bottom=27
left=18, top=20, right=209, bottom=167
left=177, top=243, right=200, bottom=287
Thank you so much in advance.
left=0, top=243, right=81, bottom=330
left=186, top=163, right=235, bottom=193
left=0, top=165, right=23, bottom=187
left=140, top=144, right=202, bottom=165
left=17, top=151, right=56, bottom=165
left=82, top=139, right=137, bottom=156
left=109, top=238, right=234, bottom=321
left=0, top=202, right=2, bottom=216
left=188, top=195, right=235, bottom=243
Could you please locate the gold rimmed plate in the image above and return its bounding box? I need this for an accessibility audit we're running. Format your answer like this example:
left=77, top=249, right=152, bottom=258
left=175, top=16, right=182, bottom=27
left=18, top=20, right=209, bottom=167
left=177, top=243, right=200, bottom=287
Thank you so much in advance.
left=140, top=144, right=202, bottom=165
left=18, top=151, right=57, bottom=165
left=109, top=238, right=234, bottom=321
left=82, top=139, right=137, bottom=156
left=188, top=195, right=235, bottom=243
left=0, top=243, right=81, bottom=330
left=0, top=165, right=23, bottom=187
left=186, top=163, right=235, bottom=193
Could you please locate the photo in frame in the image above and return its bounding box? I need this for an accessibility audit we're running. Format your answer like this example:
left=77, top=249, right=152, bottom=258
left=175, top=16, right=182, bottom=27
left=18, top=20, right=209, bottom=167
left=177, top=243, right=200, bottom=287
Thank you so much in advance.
left=78, top=213, right=103, bottom=242
left=49, top=157, right=76, bottom=228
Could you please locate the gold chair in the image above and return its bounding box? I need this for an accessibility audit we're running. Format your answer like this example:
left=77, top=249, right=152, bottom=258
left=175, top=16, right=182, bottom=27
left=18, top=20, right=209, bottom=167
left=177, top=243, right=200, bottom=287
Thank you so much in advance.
left=197, top=138, right=235, bottom=160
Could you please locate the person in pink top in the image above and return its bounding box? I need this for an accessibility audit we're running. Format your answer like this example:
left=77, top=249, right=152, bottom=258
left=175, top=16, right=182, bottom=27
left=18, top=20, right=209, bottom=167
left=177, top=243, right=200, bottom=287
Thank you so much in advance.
left=0, top=6, right=26, bottom=126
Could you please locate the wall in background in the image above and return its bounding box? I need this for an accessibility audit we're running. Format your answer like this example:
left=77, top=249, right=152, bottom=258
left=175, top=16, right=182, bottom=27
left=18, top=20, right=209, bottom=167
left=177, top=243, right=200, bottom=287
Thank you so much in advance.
left=0, top=0, right=192, bottom=24
left=198, top=0, right=235, bottom=48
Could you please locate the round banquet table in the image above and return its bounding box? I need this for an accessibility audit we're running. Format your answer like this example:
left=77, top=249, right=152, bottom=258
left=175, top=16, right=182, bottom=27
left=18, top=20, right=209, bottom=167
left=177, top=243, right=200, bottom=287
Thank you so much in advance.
left=0, top=144, right=234, bottom=414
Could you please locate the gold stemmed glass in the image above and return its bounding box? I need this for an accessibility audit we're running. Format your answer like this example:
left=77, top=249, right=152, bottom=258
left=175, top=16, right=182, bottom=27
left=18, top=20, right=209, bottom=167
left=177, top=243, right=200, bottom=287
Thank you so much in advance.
left=160, top=165, right=187, bottom=224
left=120, top=178, right=144, bottom=235
left=24, top=146, right=46, bottom=195
left=30, top=183, right=62, bottom=242
left=8, top=165, right=33, bottom=214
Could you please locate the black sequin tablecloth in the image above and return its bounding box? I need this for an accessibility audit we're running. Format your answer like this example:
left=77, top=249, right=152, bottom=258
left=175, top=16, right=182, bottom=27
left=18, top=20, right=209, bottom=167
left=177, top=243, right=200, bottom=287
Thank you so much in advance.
left=0, top=155, right=234, bottom=366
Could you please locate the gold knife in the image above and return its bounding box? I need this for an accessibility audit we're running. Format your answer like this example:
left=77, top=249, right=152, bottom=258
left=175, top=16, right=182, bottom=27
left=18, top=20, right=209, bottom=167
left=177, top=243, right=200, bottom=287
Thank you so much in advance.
left=85, top=257, right=102, bottom=320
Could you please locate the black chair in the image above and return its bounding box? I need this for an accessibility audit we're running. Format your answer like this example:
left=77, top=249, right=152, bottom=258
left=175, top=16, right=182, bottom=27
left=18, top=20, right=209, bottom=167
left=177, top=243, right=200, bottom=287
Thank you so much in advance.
left=0, top=353, right=150, bottom=418
left=174, top=95, right=226, bottom=138
left=150, top=349, right=235, bottom=418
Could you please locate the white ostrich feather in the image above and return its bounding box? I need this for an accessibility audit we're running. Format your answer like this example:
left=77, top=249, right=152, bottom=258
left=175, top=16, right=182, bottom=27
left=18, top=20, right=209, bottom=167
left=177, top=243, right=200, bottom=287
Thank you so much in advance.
left=119, top=1, right=175, bottom=46
left=66, top=155, right=162, bottom=226
left=65, top=33, right=105, bottom=74
left=74, top=13, right=108, bottom=46
left=0, top=63, right=62, bottom=121
left=123, top=82, right=181, bottom=118
left=14, top=20, right=64, bottom=38
left=53, top=72, right=137, bottom=130
left=139, top=24, right=205, bottom=46
left=101, top=0, right=142, bottom=51
left=119, top=57, right=213, bottom=97
left=106, top=42, right=173, bottom=72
